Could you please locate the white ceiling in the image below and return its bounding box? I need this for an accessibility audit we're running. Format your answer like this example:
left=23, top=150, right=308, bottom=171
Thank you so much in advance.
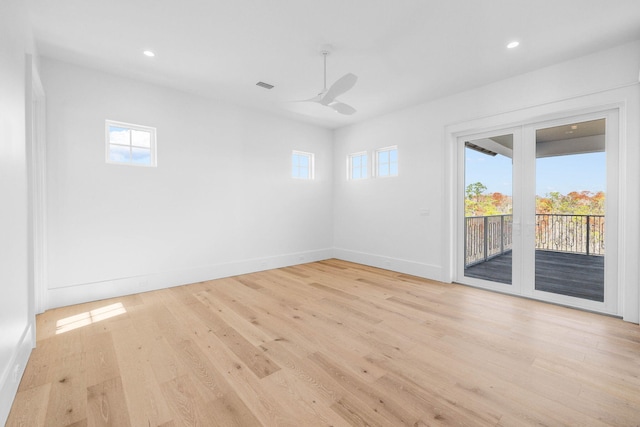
left=29, top=0, right=640, bottom=129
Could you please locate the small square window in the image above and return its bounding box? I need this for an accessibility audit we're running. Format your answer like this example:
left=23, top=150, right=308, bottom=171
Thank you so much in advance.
left=348, top=152, right=367, bottom=180
left=375, top=146, right=398, bottom=177
left=106, top=120, right=156, bottom=167
left=292, top=150, right=314, bottom=179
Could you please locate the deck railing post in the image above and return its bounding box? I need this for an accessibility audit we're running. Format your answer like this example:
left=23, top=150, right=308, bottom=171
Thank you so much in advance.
left=586, top=215, right=590, bottom=256
left=483, top=216, right=488, bottom=262
left=500, top=215, right=504, bottom=255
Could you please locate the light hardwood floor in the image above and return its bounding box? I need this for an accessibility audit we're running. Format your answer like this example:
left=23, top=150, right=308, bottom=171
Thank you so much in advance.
left=7, top=259, right=640, bottom=426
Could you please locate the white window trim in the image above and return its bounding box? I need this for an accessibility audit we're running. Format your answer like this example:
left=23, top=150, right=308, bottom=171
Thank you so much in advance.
left=292, top=150, right=315, bottom=180
left=105, top=119, right=157, bottom=167
left=374, top=145, right=398, bottom=177
left=347, top=151, right=368, bottom=180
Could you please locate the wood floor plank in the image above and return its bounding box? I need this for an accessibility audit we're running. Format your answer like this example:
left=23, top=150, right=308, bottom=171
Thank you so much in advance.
left=109, top=319, right=174, bottom=426
left=163, top=298, right=297, bottom=426
left=206, top=394, right=263, bottom=427
left=7, top=259, right=640, bottom=426
left=86, top=377, right=132, bottom=427
left=84, top=332, right=121, bottom=388
left=42, top=350, right=87, bottom=427
left=308, top=351, right=421, bottom=426
left=194, top=288, right=277, bottom=346
left=307, top=282, right=360, bottom=300
left=16, top=338, right=53, bottom=391
left=6, top=383, right=51, bottom=426
left=214, top=326, right=281, bottom=379
left=374, top=372, right=499, bottom=426
left=261, top=369, right=352, bottom=427
left=152, top=287, right=296, bottom=424
left=262, top=341, right=390, bottom=426
left=159, top=375, right=207, bottom=427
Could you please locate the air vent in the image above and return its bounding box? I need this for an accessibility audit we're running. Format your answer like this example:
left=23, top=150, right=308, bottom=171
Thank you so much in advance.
left=256, top=81, right=274, bottom=90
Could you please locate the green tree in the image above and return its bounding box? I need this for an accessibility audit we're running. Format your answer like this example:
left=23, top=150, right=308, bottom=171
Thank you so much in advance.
left=466, top=182, right=487, bottom=202
left=465, top=182, right=512, bottom=216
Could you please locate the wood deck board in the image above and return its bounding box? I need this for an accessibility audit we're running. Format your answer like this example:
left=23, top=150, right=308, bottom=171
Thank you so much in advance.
left=465, top=250, right=605, bottom=301
left=8, top=259, right=640, bottom=426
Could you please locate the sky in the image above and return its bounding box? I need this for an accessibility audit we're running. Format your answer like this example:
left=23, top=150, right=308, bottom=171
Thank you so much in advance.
left=109, top=126, right=152, bottom=165
left=465, top=148, right=606, bottom=196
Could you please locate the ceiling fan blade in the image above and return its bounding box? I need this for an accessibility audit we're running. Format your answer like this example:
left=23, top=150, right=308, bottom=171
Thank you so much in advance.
left=329, top=101, right=357, bottom=115
left=320, top=73, right=357, bottom=105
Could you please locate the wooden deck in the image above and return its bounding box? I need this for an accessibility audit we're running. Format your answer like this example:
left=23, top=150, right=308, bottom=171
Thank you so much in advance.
left=465, top=250, right=605, bottom=301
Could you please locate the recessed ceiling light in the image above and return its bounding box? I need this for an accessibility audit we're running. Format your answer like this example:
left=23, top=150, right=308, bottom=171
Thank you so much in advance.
left=143, top=50, right=155, bottom=57
left=507, top=41, right=520, bottom=49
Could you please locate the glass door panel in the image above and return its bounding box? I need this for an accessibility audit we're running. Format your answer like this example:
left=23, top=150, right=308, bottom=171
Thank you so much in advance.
left=534, top=119, right=606, bottom=301
left=463, top=134, right=513, bottom=285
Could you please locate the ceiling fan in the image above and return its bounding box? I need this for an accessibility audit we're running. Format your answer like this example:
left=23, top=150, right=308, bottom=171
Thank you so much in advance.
left=299, top=47, right=357, bottom=115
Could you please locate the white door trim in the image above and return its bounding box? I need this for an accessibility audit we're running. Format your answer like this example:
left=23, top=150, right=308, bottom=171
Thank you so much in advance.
left=26, top=55, right=47, bottom=315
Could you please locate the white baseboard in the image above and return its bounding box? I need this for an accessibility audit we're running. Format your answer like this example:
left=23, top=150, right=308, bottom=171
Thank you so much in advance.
left=333, top=247, right=443, bottom=281
left=47, top=248, right=333, bottom=309
left=0, top=322, right=34, bottom=426
left=46, top=248, right=444, bottom=310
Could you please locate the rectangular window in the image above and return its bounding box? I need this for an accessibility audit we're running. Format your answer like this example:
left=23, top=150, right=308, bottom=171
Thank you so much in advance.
left=292, top=150, right=314, bottom=179
left=375, top=146, right=398, bottom=177
left=106, top=120, right=157, bottom=167
left=348, top=152, right=367, bottom=180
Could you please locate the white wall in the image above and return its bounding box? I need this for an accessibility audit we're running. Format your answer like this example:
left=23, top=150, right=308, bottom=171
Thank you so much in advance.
left=333, top=40, right=640, bottom=322
left=0, top=0, right=36, bottom=423
left=333, top=110, right=448, bottom=279
left=42, top=58, right=334, bottom=308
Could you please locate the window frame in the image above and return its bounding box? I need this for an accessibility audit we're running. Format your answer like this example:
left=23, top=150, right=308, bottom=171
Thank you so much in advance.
left=291, top=150, right=315, bottom=180
left=105, top=119, right=157, bottom=167
left=348, top=151, right=368, bottom=180
left=374, top=145, right=398, bottom=177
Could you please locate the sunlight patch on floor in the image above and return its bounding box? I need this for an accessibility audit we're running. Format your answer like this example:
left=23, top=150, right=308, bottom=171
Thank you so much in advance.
left=55, top=302, right=127, bottom=334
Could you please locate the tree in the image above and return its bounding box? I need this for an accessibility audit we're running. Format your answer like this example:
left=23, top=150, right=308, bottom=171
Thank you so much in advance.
left=535, top=190, right=605, bottom=215
left=466, top=182, right=487, bottom=203
left=464, top=182, right=607, bottom=216
left=465, top=182, right=512, bottom=216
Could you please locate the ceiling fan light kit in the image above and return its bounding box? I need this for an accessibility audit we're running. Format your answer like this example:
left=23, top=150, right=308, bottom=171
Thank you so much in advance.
left=300, top=47, right=358, bottom=115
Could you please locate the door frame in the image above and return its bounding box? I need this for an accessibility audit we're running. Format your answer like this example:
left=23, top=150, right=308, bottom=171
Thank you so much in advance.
left=445, top=100, right=626, bottom=317
left=454, top=126, right=522, bottom=296
left=26, top=55, right=47, bottom=315
left=521, top=109, right=619, bottom=315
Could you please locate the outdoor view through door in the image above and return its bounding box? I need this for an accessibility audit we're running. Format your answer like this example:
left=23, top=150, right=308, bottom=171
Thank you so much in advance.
left=464, top=134, right=513, bottom=285
left=534, top=119, right=605, bottom=301
left=463, top=120, right=606, bottom=302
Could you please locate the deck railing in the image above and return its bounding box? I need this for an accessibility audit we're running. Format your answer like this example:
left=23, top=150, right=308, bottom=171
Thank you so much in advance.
left=465, top=214, right=605, bottom=267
